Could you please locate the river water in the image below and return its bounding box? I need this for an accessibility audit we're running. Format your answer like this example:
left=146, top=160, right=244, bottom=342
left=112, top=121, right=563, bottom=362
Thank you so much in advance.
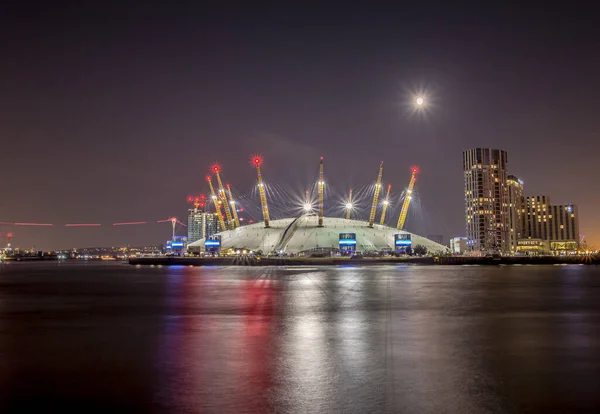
left=0, top=262, right=599, bottom=413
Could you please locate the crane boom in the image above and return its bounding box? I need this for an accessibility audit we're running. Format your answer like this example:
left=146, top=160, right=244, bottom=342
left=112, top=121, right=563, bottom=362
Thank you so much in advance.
left=346, top=188, right=353, bottom=220
left=368, top=161, right=384, bottom=227
left=397, top=168, right=418, bottom=229
left=379, top=184, right=392, bottom=225
left=207, top=176, right=227, bottom=232
left=213, top=167, right=235, bottom=230
left=252, top=157, right=271, bottom=227
left=226, top=184, right=240, bottom=227
left=318, top=157, right=324, bottom=227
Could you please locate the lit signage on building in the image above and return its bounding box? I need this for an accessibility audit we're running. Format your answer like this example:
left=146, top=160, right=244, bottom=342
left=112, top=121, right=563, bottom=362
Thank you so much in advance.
left=394, top=233, right=412, bottom=253
left=205, top=235, right=221, bottom=251
left=395, top=233, right=412, bottom=246
left=339, top=232, right=357, bottom=253
left=339, top=233, right=357, bottom=245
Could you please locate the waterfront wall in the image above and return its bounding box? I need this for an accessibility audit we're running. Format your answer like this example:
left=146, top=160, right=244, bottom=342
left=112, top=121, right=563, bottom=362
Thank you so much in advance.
left=129, top=255, right=599, bottom=267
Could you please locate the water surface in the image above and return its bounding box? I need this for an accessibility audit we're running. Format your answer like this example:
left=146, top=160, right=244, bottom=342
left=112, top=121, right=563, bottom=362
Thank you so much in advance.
left=0, top=262, right=599, bottom=413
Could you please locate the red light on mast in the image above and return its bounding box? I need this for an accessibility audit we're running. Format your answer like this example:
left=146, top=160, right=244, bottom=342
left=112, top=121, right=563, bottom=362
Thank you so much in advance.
left=412, top=167, right=419, bottom=174
left=7, top=233, right=12, bottom=238
left=187, top=196, right=193, bottom=202
left=206, top=175, right=211, bottom=181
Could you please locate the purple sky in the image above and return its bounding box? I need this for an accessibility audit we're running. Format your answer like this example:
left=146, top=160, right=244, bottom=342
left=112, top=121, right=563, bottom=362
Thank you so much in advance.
left=2, top=2, right=600, bottom=249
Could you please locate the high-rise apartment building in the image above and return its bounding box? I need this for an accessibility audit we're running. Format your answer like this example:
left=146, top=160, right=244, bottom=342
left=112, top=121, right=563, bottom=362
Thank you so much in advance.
left=522, top=195, right=551, bottom=240
left=506, top=175, right=524, bottom=253
left=187, top=209, right=219, bottom=244
left=463, top=148, right=509, bottom=254
left=521, top=196, right=579, bottom=252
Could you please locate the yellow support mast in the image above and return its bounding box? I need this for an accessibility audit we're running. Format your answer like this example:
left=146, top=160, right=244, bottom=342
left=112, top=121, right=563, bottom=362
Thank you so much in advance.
left=345, top=188, right=353, bottom=220
left=379, top=184, right=392, bottom=225
left=397, top=168, right=419, bottom=230
left=207, top=175, right=227, bottom=232
left=226, top=184, right=240, bottom=227
left=252, top=156, right=271, bottom=228
left=318, top=157, right=324, bottom=227
left=368, top=161, right=384, bottom=227
left=213, top=166, right=235, bottom=230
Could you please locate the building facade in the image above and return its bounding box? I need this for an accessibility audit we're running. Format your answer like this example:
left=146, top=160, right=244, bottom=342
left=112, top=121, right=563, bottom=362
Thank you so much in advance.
left=506, top=175, right=524, bottom=253
left=463, top=148, right=510, bottom=254
left=187, top=209, right=219, bottom=244
left=521, top=196, right=552, bottom=240
left=449, top=237, right=468, bottom=254
left=519, top=196, right=579, bottom=254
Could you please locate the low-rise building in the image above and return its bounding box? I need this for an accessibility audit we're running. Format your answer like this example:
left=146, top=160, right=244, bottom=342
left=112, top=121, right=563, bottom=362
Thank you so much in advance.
left=450, top=237, right=468, bottom=254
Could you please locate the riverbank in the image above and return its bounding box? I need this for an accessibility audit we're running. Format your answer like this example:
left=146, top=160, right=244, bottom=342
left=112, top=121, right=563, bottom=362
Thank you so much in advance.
left=128, top=255, right=600, bottom=266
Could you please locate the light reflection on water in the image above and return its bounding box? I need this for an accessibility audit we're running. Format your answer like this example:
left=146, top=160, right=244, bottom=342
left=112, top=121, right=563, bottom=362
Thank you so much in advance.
left=1, top=263, right=600, bottom=413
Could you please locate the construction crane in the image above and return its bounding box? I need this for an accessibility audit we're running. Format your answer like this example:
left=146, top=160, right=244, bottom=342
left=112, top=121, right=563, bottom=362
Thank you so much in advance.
left=368, top=161, right=384, bottom=227
left=207, top=175, right=227, bottom=232
left=317, top=157, right=324, bottom=227
left=187, top=195, right=206, bottom=211
left=212, top=166, right=235, bottom=230
left=226, top=184, right=240, bottom=227
left=379, top=184, right=392, bottom=225
left=345, top=188, right=353, bottom=220
left=397, top=167, right=419, bottom=230
left=252, top=156, right=271, bottom=228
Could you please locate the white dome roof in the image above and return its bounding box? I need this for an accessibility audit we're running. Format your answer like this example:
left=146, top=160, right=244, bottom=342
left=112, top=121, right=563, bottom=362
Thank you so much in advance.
left=188, top=214, right=449, bottom=254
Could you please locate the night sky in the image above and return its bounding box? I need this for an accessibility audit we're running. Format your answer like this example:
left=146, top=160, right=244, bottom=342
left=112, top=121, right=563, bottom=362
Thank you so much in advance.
left=2, top=2, right=600, bottom=250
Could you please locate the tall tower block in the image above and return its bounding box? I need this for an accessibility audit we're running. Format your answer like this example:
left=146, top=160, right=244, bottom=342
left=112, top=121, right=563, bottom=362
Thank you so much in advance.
left=463, top=149, right=509, bottom=254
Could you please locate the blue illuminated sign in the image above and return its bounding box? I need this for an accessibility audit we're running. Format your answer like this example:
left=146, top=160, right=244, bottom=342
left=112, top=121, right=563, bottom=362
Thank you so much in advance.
left=205, top=235, right=221, bottom=251
left=339, top=232, right=357, bottom=252
left=394, top=234, right=412, bottom=250
left=171, top=242, right=184, bottom=247
left=339, top=240, right=357, bottom=245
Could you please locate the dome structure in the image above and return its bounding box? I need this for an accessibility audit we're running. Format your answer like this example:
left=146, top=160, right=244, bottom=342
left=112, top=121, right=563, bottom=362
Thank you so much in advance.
left=188, top=214, right=449, bottom=255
